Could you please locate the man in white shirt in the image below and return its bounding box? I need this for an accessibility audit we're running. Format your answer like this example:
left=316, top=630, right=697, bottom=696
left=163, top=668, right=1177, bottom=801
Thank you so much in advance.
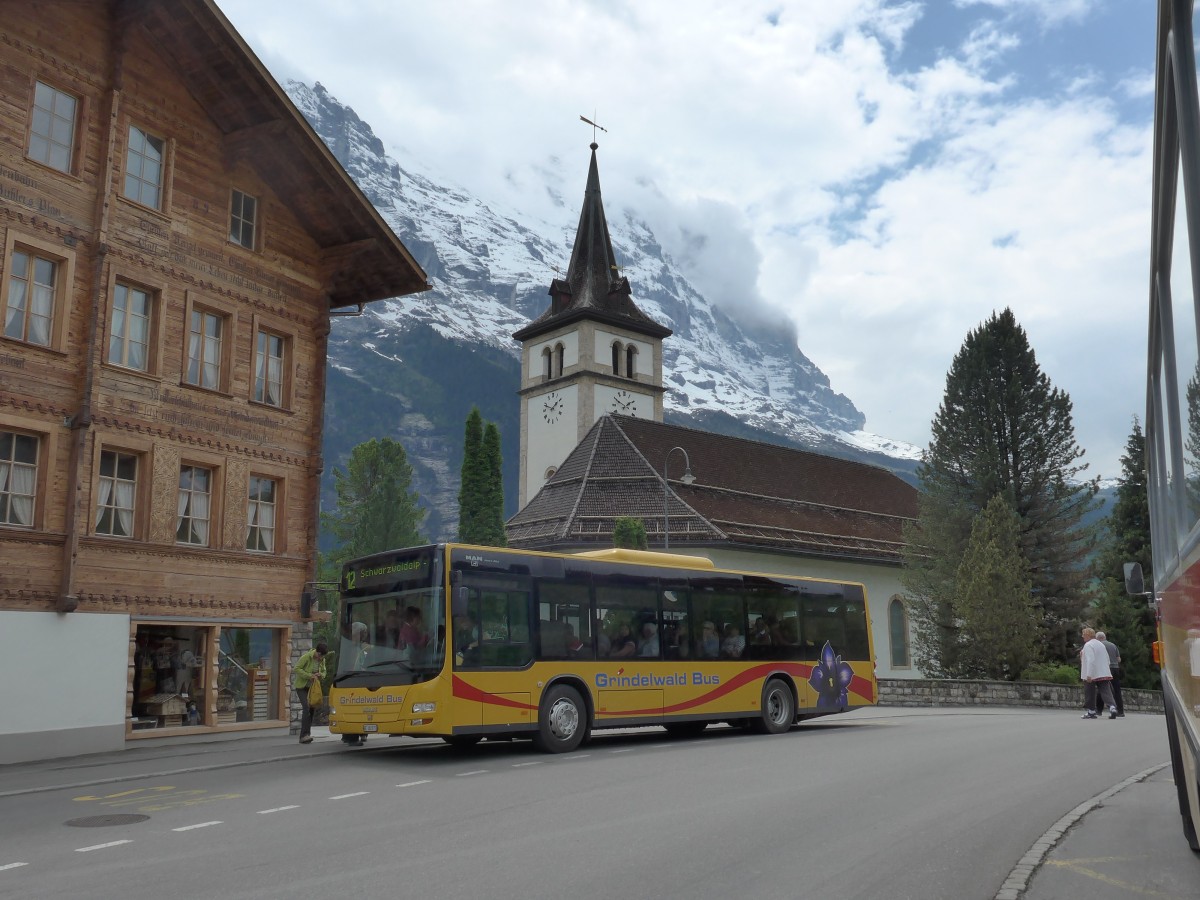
left=1080, top=627, right=1118, bottom=720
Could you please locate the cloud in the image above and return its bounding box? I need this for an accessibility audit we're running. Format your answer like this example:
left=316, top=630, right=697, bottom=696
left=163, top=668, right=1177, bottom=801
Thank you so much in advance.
left=216, top=0, right=1154, bottom=478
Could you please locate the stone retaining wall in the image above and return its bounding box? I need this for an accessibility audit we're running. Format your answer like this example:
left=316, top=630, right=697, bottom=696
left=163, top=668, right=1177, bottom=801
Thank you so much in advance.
left=878, top=678, right=1164, bottom=714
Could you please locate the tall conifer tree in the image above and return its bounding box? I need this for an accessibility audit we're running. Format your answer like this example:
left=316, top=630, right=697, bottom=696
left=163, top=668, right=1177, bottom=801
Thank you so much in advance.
left=480, top=421, right=507, bottom=546
left=903, top=309, right=1098, bottom=672
left=458, top=407, right=486, bottom=542
left=1092, top=420, right=1158, bottom=688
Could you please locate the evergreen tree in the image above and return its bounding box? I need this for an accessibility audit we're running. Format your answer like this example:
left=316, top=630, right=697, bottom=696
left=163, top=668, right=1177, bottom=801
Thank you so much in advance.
left=903, top=309, right=1098, bottom=672
left=457, top=408, right=486, bottom=542
left=1091, top=420, right=1158, bottom=688
left=479, top=421, right=507, bottom=547
left=953, top=495, right=1040, bottom=679
left=321, top=437, right=426, bottom=572
left=613, top=517, right=649, bottom=550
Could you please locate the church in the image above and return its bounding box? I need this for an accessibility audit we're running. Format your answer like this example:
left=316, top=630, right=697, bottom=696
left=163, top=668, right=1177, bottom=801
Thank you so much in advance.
left=505, top=142, right=922, bottom=680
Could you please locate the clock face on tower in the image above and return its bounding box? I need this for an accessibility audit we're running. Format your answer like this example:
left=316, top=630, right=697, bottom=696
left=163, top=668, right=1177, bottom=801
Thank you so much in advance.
left=541, top=391, right=563, bottom=424
left=611, top=389, right=638, bottom=416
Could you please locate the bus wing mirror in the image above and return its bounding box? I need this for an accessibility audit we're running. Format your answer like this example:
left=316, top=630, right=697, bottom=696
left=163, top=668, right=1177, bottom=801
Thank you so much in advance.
left=1122, top=562, right=1145, bottom=596
left=452, top=586, right=469, bottom=617
left=450, top=570, right=469, bottom=616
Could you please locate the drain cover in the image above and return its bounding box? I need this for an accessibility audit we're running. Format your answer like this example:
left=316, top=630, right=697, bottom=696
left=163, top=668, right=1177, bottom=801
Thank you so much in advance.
left=66, top=814, right=150, bottom=828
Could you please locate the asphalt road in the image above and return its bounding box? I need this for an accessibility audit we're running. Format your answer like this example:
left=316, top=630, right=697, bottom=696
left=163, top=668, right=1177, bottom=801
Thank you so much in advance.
left=0, top=708, right=1174, bottom=900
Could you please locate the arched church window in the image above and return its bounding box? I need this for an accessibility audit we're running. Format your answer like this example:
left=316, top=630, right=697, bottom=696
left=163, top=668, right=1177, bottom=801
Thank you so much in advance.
left=626, top=345, right=637, bottom=378
left=554, top=343, right=564, bottom=378
left=542, top=347, right=552, bottom=381
left=611, top=341, right=622, bottom=375
left=888, top=595, right=910, bottom=668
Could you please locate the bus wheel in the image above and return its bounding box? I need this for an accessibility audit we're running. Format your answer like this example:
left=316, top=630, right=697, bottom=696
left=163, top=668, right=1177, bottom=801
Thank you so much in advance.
left=752, top=678, right=794, bottom=735
left=442, top=734, right=483, bottom=749
left=534, top=684, right=588, bottom=753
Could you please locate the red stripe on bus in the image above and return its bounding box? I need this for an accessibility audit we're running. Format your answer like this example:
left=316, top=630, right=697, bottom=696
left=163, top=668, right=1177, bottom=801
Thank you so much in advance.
left=453, top=664, right=875, bottom=717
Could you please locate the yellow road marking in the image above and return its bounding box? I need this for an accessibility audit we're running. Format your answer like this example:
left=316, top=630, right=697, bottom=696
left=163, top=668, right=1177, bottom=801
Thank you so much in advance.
left=1045, top=859, right=1179, bottom=897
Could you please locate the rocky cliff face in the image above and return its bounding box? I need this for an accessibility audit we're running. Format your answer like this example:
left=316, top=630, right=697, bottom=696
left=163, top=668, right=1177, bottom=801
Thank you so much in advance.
left=287, top=82, right=919, bottom=540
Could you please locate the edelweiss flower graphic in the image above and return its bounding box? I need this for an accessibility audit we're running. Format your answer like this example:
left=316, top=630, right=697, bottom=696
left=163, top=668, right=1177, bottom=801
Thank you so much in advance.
left=808, top=641, right=854, bottom=710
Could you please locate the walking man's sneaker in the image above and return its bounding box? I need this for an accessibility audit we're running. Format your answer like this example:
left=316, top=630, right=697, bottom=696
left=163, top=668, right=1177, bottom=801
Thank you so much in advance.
left=299, top=735, right=313, bottom=744
left=1082, top=711, right=1097, bottom=719
left=1108, top=706, right=1118, bottom=720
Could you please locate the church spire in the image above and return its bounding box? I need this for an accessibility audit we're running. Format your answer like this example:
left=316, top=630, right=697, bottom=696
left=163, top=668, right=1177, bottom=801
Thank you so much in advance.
left=513, top=142, right=671, bottom=342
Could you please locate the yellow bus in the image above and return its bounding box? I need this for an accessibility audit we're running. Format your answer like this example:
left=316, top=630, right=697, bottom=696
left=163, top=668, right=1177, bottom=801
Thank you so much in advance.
left=328, top=543, right=877, bottom=752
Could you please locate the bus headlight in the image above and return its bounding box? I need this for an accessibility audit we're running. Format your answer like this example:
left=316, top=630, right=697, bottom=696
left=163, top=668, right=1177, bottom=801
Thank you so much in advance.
left=412, top=702, right=436, bottom=714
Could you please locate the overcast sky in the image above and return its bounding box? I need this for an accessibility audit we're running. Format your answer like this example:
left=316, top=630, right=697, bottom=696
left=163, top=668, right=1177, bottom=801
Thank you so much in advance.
left=216, top=0, right=1156, bottom=481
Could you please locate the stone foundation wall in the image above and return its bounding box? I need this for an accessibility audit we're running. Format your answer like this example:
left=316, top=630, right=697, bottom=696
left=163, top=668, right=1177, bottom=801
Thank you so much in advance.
left=877, top=678, right=1163, bottom=714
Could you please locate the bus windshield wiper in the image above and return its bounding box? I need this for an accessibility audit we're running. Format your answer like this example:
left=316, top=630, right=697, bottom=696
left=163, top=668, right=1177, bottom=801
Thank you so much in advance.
left=366, top=659, right=414, bottom=671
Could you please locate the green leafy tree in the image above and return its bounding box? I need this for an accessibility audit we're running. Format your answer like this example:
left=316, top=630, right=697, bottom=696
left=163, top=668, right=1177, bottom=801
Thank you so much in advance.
left=321, top=437, right=426, bottom=572
left=1091, top=420, right=1158, bottom=688
left=458, top=407, right=486, bottom=542
left=903, top=309, right=1099, bottom=673
left=613, top=517, right=649, bottom=550
left=953, top=495, right=1040, bottom=679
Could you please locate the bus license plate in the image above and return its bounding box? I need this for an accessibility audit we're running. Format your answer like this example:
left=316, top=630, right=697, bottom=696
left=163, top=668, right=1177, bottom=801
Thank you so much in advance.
left=363, top=724, right=378, bottom=732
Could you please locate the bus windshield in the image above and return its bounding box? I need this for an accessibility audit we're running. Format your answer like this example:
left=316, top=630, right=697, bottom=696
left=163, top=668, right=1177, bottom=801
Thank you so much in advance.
left=334, top=548, right=445, bottom=685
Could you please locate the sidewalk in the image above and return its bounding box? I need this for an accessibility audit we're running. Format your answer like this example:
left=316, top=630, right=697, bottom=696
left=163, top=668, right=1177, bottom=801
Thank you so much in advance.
left=0, top=726, right=355, bottom=799
left=1013, top=765, right=1200, bottom=900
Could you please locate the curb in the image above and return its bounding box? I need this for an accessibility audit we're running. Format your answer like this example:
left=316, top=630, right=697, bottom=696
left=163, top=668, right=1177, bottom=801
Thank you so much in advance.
left=992, top=762, right=1170, bottom=900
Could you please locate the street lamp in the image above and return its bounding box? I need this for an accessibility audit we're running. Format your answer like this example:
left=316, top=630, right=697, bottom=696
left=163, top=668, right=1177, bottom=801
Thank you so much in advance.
left=662, top=446, right=695, bottom=550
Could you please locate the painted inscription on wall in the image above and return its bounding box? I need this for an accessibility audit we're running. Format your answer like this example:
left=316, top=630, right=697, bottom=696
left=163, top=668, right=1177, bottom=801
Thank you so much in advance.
left=0, top=165, right=65, bottom=219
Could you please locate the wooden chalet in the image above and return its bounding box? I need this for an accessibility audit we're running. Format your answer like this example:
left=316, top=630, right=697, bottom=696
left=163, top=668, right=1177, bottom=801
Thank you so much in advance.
left=0, top=0, right=427, bottom=762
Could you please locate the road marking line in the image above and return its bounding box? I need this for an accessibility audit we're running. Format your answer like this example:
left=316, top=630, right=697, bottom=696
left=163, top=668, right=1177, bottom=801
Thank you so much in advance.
left=257, top=805, right=300, bottom=814
left=0, top=863, right=28, bottom=871
left=329, top=792, right=369, bottom=800
left=76, top=840, right=132, bottom=852
left=512, top=761, right=542, bottom=767
left=610, top=748, right=637, bottom=753
left=172, top=821, right=222, bottom=832
left=396, top=780, right=432, bottom=788
left=562, top=754, right=590, bottom=759
left=456, top=770, right=488, bottom=777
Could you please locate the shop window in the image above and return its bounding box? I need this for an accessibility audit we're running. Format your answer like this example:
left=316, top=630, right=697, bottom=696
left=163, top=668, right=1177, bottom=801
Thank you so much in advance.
left=0, top=429, right=38, bottom=527
left=95, top=448, right=137, bottom=538
left=132, top=624, right=208, bottom=728
left=28, top=80, right=77, bottom=174
left=218, top=627, right=280, bottom=723
left=246, top=475, right=277, bottom=552
left=176, top=463, right=212, bottom=546
left=229, top=189, right=257, bottom=250
left=124, top=123, right=166, bottom=210
left=108, top=281, right=154, bottom=371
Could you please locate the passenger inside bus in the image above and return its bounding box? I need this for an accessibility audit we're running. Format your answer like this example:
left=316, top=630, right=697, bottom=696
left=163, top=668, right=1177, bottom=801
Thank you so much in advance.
left=722, top=624, right=745, bottom=658
left=637, top=622, right=659, bottom=657
left=609, top=623, right=636, bottom=657
left=699, top=621, right=720, bottom=658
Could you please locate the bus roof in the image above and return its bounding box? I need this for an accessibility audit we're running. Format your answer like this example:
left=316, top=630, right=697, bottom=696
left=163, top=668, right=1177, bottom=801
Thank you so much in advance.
left=571, top=548, right=716, bottom=569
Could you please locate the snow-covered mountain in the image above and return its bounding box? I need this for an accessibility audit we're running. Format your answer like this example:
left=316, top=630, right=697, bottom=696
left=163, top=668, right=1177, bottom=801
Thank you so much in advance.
left=288, top=82, right=921, bottom=538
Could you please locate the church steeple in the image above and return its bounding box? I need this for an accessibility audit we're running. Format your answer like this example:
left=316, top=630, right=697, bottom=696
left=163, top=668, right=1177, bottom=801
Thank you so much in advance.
left=514, top=143, right=671, bottom=342
left=512, top=140, right=671, bottom=510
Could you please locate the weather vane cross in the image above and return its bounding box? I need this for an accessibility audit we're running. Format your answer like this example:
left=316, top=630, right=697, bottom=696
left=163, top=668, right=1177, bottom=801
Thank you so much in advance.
left=580, top=113, right=607, bottom=142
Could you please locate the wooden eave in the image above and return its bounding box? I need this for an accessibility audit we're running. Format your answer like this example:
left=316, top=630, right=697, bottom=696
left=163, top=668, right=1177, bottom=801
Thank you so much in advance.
left=128, top=0, right=428, bottom=307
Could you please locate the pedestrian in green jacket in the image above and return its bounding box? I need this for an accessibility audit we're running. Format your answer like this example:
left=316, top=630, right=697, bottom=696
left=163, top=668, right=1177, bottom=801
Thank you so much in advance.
left=293, top=642, right=328, bottom=744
